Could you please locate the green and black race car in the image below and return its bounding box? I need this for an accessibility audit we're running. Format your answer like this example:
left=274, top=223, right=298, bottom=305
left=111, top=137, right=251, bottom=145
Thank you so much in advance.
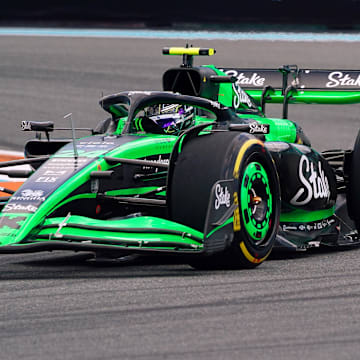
left=0, top=47, right=359, bottom=269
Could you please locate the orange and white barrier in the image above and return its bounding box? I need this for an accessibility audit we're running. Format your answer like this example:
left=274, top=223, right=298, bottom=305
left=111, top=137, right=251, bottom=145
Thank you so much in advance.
left=0, top=150, right=26, bottom=196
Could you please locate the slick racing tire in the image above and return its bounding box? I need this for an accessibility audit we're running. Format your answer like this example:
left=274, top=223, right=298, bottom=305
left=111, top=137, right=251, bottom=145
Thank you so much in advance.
left=347, top=129, right=360, bottom=231
left=168, top=131, right=280, bottom=269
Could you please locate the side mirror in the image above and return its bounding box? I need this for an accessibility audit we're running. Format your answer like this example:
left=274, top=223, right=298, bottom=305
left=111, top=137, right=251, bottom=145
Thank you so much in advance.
left=90, top=171, right=114, bottom=179
left=21, top=121, right=54, bottom=132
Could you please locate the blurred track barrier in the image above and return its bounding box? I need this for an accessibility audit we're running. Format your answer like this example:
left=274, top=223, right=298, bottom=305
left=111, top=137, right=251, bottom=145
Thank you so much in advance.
left=0, top=1, right=359, bottom=28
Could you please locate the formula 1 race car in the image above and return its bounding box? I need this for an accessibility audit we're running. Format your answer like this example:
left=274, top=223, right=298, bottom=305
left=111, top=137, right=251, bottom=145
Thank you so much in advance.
left=0, top=47, right=359, bottom=269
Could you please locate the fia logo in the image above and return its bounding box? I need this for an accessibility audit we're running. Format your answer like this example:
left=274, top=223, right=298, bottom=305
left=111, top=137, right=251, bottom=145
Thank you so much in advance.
left=35, top=176, right=58, bottom=183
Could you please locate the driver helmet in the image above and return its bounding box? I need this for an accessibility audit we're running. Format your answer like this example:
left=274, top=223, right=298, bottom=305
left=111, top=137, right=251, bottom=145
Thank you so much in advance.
left=145, top=104, right=194, bottom=135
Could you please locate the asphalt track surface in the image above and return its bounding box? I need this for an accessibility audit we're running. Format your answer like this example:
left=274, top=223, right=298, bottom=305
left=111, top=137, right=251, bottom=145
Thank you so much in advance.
left=1, top=36, right=360, bottom=360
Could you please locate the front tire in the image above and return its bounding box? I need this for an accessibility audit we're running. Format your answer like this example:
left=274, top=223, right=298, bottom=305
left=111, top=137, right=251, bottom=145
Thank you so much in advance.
left=168, top=131, right=280, bottom=269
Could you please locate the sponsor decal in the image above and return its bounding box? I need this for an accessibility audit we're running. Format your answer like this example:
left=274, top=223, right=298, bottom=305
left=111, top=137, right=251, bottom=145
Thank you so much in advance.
left=142, top=155, right=169, bottom=173
left=43, top=170, right=67, bottom=176
left=42, top=158, right=88, bottom=169
left=214, top=184, right=231, bottom=210
left=232, top=83, right=254, bottom=108
left=12, top=189, right=46, bottom=201
left=3, top=203, right=38, bottom=213
left=220, top=69, right=265, bottom=87
left=281, top=218, right=335, bottom=232
left=21, top=121, right=32, bottom=131
left=35, top=176, right=58, bottom=183
left=290, top=155, right=331, bottom=206
left=233, top=191, right=240, bottom=231
left=128, top=91, right=153, bottom=96
left=326, top=71, right=360, bottom=88
left=281, top=224, right=298, bottom=231
left=77, top=141, right=115, bottom=149
left=249, top=123, right=270, bottom=134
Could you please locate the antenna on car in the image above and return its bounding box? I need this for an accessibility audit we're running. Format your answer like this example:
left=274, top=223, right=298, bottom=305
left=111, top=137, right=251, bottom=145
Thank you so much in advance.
left=64, top=113, right=78, bottom=159
left=162, top=45, right=216, bottom=68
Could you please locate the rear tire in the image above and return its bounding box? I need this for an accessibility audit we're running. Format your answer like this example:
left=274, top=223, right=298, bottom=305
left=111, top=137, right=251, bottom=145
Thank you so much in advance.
left=347, top=129, right=360, bottom=231
left=168, top=131, right=280, bottom=269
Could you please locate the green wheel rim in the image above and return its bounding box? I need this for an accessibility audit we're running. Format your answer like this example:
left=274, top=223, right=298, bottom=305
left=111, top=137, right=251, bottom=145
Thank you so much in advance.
left=240, top=162, right=273, bottom=243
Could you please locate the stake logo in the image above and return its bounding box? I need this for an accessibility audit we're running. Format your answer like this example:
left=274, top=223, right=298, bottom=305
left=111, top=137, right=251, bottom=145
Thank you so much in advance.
left=3, top=203, right=38, bottom=213
left=221, top=69, right=266, bottom=87
left=290, top=155, right=331, bottom=206
left=233, top=83, right=254, bottom=108
left=214, top=184, right=231, bottom=210
left=21, top=121, right=32, bottom=131
left=326, top=71, right=360, bottom=88
left=249, top=123, right=270, bottom=134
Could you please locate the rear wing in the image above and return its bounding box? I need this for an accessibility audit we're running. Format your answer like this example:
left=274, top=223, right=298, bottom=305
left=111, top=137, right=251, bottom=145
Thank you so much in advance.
left=220, top=67, right=360, bottom=91
left=161, top=47, right=360, bottom=118
left=220, top=66, right=360, bottom=118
